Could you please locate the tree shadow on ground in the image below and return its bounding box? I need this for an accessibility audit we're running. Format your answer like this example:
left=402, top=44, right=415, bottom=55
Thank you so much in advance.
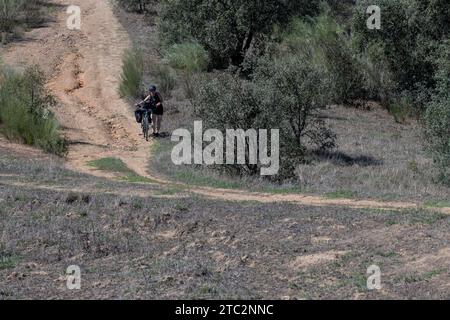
left=312, top=149, right=383, bottom=167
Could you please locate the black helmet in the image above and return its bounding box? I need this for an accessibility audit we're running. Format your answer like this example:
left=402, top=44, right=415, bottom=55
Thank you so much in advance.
left=149, top=85, right=157, bottom=92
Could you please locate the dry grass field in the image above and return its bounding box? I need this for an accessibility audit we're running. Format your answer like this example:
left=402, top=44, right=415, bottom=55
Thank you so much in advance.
left=0, top=0, right=449, bottom=300
left=1, top=147, right=450, bottom=299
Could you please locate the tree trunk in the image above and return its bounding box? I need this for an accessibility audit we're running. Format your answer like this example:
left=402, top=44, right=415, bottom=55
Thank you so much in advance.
left=231, top=36, right=246, bottom=67
left=231, top=31, right=254, bottom=67
left=243, top=31, right=254, bottom=53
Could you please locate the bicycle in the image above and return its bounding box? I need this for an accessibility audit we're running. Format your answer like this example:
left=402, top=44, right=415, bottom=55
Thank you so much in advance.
left=135, top=102, right=152, bottom=142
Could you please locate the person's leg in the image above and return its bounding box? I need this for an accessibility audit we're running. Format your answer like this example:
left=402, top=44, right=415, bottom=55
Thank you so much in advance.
left=151, top=114, right=156, bottom=134
left=156, top=115, right=162, bottom=134
left=153, top=115, right=159, bottom=134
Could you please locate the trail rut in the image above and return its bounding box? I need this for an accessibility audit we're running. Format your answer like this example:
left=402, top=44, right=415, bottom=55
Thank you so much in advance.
left=45, top=0, right=149, bottom=179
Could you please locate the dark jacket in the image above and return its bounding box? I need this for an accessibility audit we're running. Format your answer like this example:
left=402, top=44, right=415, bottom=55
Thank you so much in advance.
left=150, top=92, right=164, bottom=115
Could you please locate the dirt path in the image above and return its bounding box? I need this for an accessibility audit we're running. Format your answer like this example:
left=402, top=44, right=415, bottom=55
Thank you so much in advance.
left=42, top=0, right=150, bottom=179
left=1, top=0, right=449, bottom=215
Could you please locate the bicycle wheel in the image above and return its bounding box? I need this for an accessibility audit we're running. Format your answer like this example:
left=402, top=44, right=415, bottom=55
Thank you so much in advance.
left=143, top=116, right=149, bottom=141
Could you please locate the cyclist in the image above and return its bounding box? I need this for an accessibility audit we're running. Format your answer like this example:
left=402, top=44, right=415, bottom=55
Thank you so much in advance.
left=135, top=85, right=164, bottom=137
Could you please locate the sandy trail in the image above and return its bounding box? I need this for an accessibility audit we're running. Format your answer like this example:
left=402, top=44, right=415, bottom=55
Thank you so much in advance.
left=0, top=0, right=449, bottom=215
left=44, top=0, right=150, bottom=179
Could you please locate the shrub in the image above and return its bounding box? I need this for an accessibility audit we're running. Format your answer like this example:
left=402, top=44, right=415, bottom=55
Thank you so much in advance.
left=0, top=0, right=25, bottom=32
left=150, top=63, right=176, bottom=98
left=424, top=94, right=450, bottom=185
left=424, top=41, right=450, bottom=185
left=353, top=0, right=417, bottom=92
left=352, top=0, right=450, bottom=111
left=0, top=0, right=25, bottom=43
left=116, top=0, right=152, bottom=13
left=159, top=0, right=321, bottom=68
left=325, top=0, right=356, bottom=25
left=0, top=65, right=67, bottom=155
left=194, top=74, right=262, bottom=131
left=165, top=42, right=209, bottom=99
left=22, top=0, right=47, bottom=28
left=193, top=73, right=268, bottom=176
left=433, top=40, right=450, bottom=93
left=253, top=54, right=336, bottom=176
left=358, top=42, right=397, bottom=107
left=194, top=53, right=336, bottom=180
left=165, top=42, right=209, bottom=73
left=119, top=47, right=144, bottom=98
left=281, top=12, right=366, bottom=105
left=180, top=73, right=197, bottom=101
left=388, top=97, right=411, bottom=124
left=0, top=0, right=52, bottom=43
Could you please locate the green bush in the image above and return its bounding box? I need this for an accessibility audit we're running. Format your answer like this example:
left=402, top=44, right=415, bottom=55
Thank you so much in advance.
left=424, top=41, right=450, bottom=185
left=0, top=0, right=25, bottom=32
left=424, top=94, right=450, bottom=185
left=0, top=65, right=67, bottom=155
left=388, top=95, right=412, bottom=124
left=433, top=40, right=450, bottom=93
left=165, top=42, right=209, bottom=99
left=0, top=0, right=25, bottom=43
left=254, top=53, right=336, bottom=176
left=23, top=0, right=50, bottom=29
left=119, top=47, right=144, bottom=98
left=159, top=0, right=321, bottom=68
left=151, top=63, right=176, bottom=98
left=281, top=12, right=366, bottom=105
left=352, top=0, right=450, bottom=111
left=194, top=53, right=336, bottom=179
left=325, top=0, right=356, bottom=25
left=358, top=42, right=397, bottom=107
left=180, top=73, right=197, bottom=101
left=165, top=42, right=209, bottom=73
left=193, top=73, right=268, bottom=176
left=0, top=0, right=49, bottom=43
left=353, top=0, right=416, bottom=93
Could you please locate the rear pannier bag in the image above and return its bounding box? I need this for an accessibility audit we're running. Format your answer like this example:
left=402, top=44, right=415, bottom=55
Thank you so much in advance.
left=135, top=110, right=143, bottom=123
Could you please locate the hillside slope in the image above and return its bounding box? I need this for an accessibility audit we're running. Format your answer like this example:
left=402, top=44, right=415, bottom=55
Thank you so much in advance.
left=1, top=0, right=150, bottom=179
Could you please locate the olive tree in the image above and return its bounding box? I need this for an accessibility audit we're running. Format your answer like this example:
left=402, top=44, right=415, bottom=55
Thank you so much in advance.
left=159, top=0, right=321, bottom=68
left=194, top=53, right=336, bottom=179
